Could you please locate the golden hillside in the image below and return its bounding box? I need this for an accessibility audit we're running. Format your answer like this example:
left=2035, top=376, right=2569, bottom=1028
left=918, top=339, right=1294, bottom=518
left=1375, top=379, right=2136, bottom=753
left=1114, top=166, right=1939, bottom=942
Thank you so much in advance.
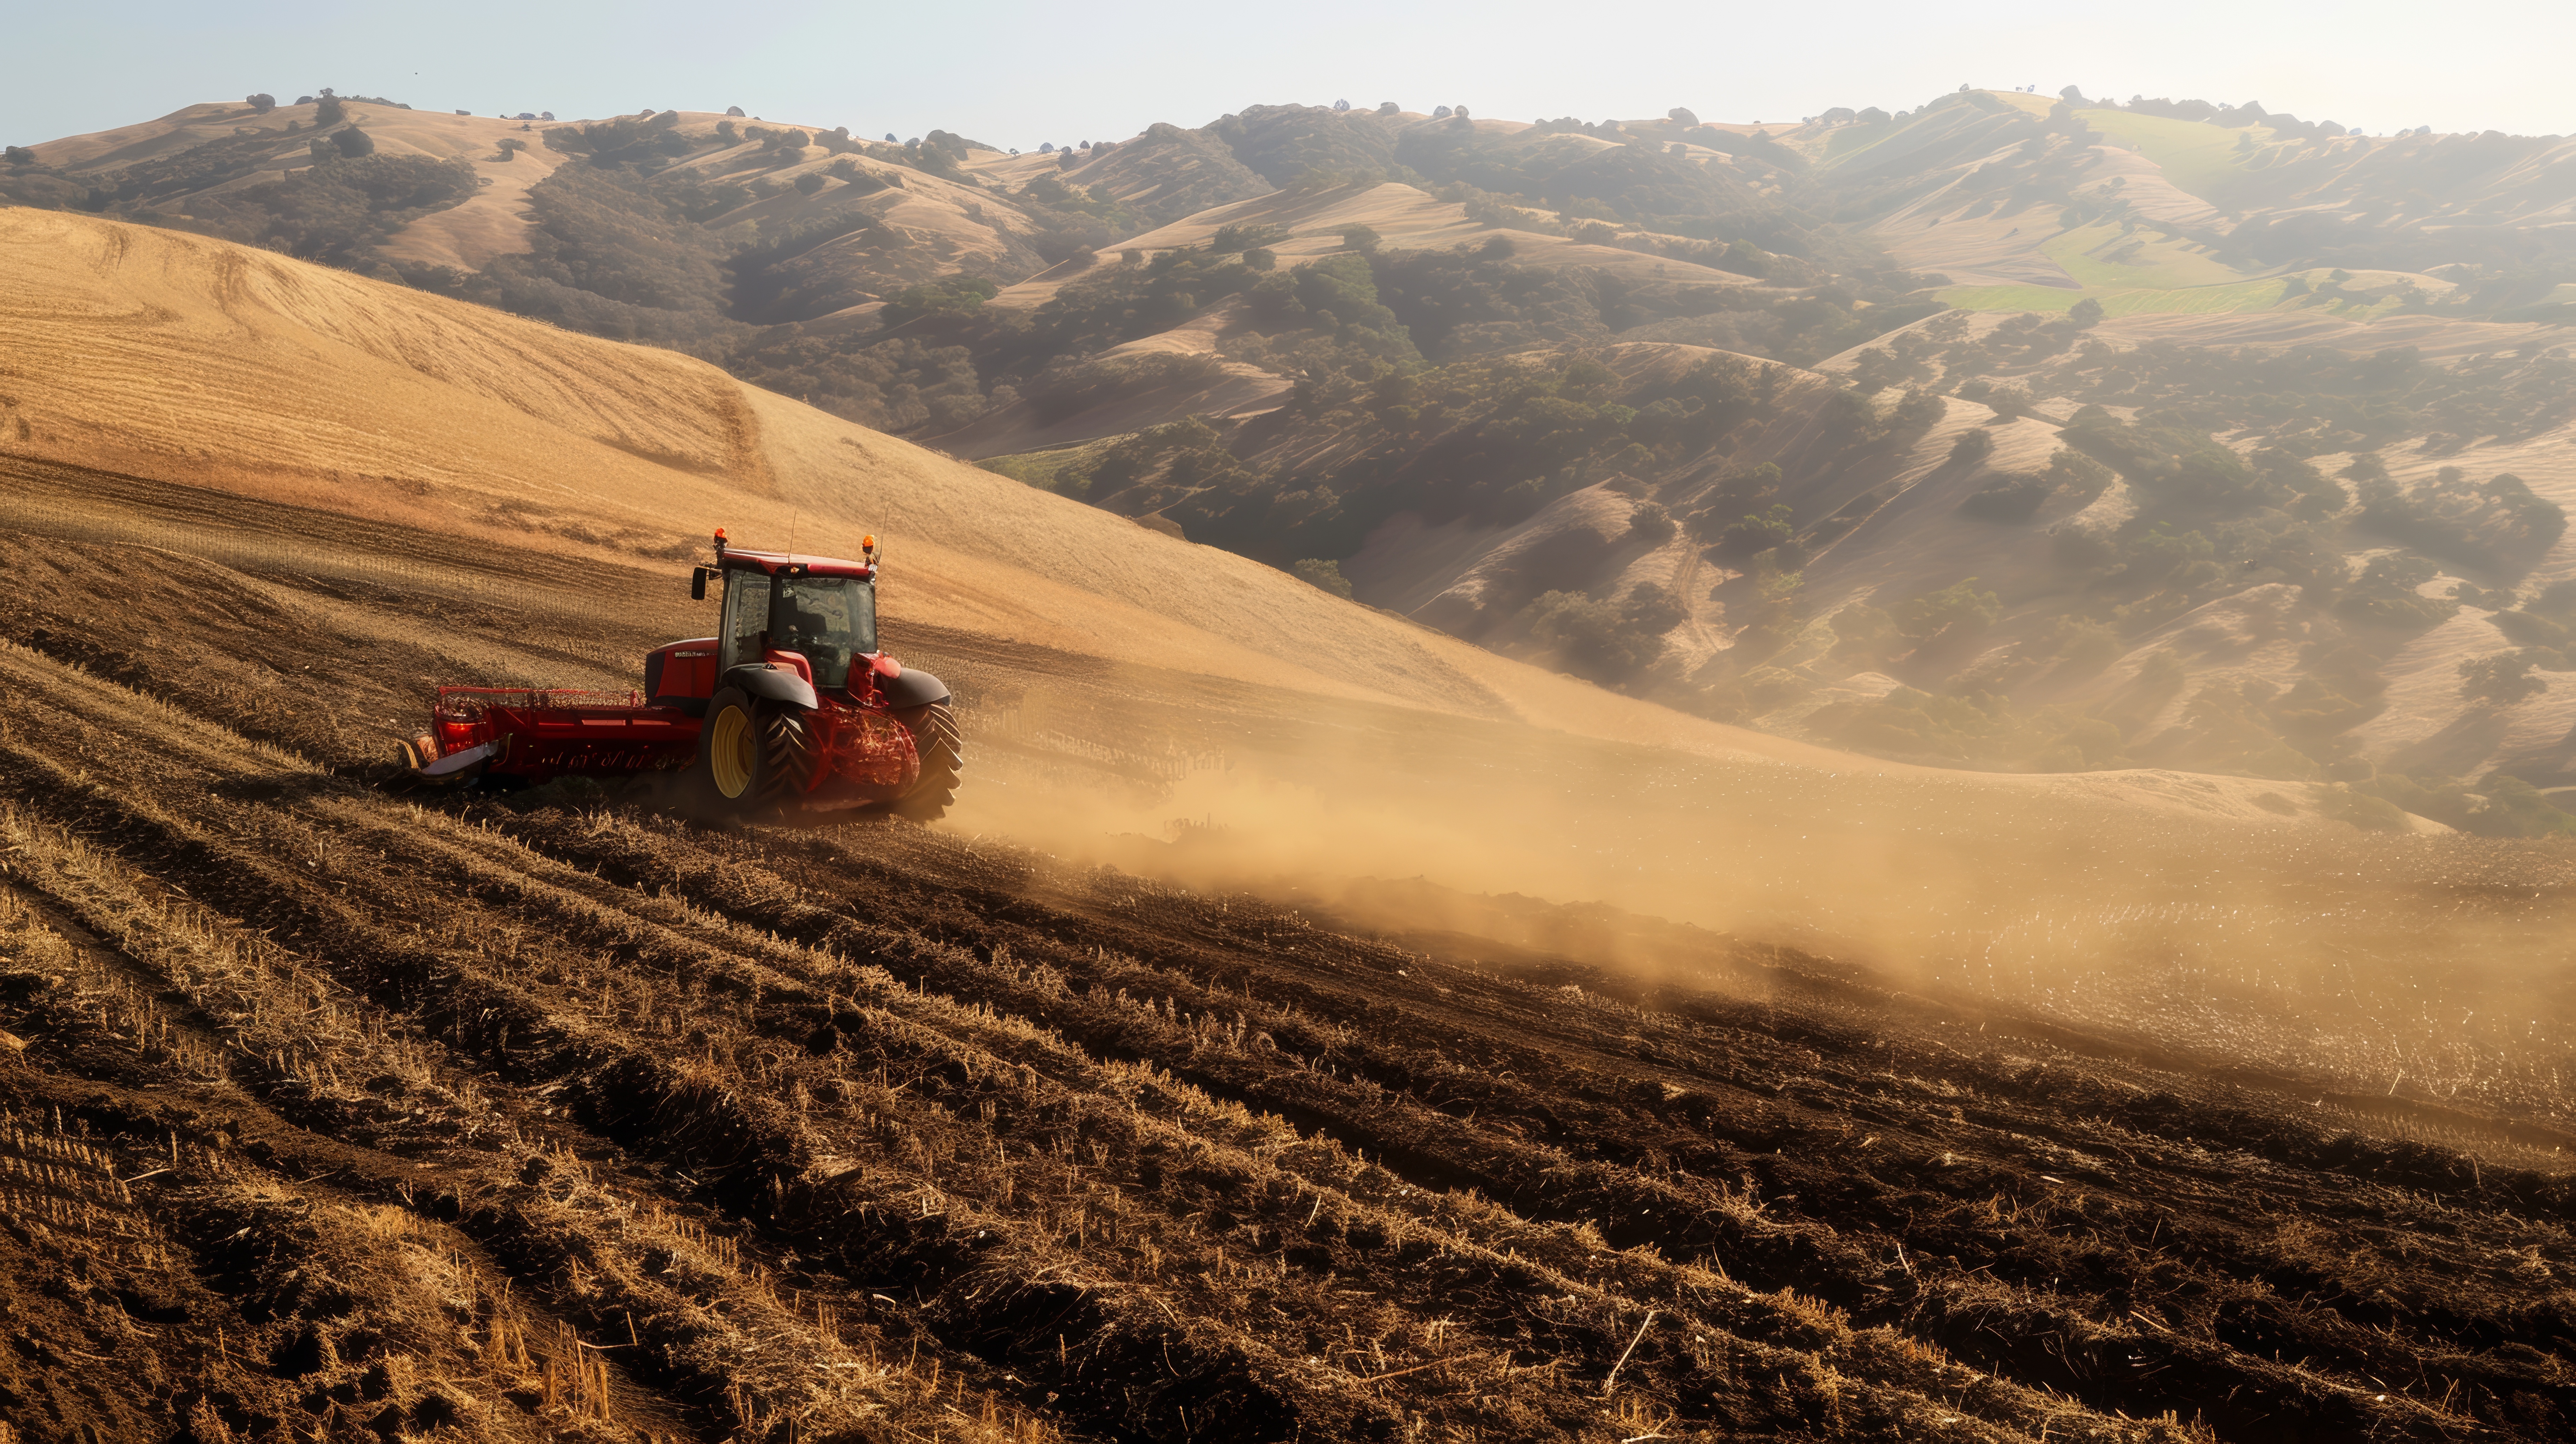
left=0, top=205, right=2346, bottom=836
left=0, top=207, right=1814, bottom=753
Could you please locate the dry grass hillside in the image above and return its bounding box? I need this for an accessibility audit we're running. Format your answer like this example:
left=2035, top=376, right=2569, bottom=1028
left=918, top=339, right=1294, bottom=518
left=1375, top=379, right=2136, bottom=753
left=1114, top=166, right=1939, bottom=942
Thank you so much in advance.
left=4, top=205, right=1928, bottom=777
left=1802, top=299, right=2576, bottom=794
left=2, top=206, right=2364, bottom=814
left=1802, top=90, right=2576, bottom=322
left=13, top=99, right=1065, bottom=317
left=6, top=146, right=2576, bottom=1444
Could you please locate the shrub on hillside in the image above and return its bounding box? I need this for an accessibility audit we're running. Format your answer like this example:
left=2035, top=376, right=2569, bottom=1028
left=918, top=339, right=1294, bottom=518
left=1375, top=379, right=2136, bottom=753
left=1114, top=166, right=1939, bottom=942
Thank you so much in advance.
left=881, top=274, right=1000, bottom=326
left=2334, top=554, right=2459, bottom=631
left=722, top=333, right=984, bottom=432
left=1627, top=500, right=1678, bottom=542
left=1524, top=585, right=1678, bottom=686
left=213, top=154, right=477, bottom=265
left=1208, top=222, right=1289, bottom=254
left=1293, top=558, right=1354, bottom=598
left=1959, top=474, right=2051, bottom=522
left=2354, top=463, right=2566, bottom=577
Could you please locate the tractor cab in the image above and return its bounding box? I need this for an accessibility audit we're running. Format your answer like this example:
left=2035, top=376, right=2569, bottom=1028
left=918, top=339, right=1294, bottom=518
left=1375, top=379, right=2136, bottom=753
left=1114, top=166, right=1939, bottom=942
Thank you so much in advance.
left=648, top=536, right=900, bottom=715
left=709, top=549, right=879, bottom=695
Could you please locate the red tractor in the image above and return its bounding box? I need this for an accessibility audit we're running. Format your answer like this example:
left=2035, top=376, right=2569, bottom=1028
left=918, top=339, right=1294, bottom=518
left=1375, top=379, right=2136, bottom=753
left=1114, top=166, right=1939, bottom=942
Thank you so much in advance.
left=402, top=531, right=961, bottom=822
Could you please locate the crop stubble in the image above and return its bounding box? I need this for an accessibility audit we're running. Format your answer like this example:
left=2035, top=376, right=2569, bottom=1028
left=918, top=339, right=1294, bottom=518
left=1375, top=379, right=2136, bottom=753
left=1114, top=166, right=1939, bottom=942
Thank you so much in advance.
left=0, top=460, right=2569, bottom=1442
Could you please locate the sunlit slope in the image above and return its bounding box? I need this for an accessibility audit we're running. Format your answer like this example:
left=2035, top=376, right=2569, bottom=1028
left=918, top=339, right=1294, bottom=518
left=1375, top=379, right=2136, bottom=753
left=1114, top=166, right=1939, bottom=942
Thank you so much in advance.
left=1828, top=92, right=2575, bottom=319
left=1812, top=304, right=2576, bottom=783
left=21, top=98, right=1069, bottom=322
left=0, top=208, right=1916, bottom=772
left=20, top=99, right=585, bottom=273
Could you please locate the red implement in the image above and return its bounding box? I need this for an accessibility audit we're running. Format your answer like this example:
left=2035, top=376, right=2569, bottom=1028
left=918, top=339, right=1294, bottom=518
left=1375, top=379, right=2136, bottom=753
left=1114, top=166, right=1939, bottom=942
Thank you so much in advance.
left=408, top=687, right=700, bottom=783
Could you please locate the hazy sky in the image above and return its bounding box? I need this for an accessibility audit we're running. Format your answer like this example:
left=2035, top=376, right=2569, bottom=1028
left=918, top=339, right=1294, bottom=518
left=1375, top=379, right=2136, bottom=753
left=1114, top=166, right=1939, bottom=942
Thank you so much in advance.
left=9, top=0, right=2571, bottom=150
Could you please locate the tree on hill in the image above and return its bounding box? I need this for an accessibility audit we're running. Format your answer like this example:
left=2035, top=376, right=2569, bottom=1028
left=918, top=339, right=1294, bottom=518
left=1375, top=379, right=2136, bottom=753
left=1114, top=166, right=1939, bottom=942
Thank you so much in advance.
left=246, top=94, right=276, bottom=114
left=332, top=126, right=375, bottom=159
left=314, top=94, right=346, bottom=126
left=881, top=274, right=1000, bottom=325
left=1209, top=222, right=1288, bottom=253
left=2, top=146, right=34, bottom=167
left=1526, top=586, right=1676, bottom=686
left=1667, top=107, right=1699, bottom=126
left=2460, top=652, right=2551, bottom=706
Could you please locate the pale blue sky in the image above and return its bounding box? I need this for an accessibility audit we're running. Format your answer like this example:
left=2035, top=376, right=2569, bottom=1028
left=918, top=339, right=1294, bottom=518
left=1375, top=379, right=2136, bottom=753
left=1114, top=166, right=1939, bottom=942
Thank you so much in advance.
left=8, top=0, right=2571, bottom=151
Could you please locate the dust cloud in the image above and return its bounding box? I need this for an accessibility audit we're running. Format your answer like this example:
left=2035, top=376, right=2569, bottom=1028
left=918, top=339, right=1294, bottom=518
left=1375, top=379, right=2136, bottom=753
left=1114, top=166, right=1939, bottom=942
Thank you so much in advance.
left=944, top=675, right=2576, bottom=1137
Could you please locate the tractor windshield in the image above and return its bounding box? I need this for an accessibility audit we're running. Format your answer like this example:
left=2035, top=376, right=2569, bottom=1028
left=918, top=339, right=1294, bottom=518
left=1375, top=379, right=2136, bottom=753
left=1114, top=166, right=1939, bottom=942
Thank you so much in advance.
left=772, top=575, right=876, bottom=690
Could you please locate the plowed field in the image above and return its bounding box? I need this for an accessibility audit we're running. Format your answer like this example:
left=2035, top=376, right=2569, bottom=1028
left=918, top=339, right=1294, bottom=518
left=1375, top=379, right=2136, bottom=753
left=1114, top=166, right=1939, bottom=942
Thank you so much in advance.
left=0, top=457, right=2570, bottom=1444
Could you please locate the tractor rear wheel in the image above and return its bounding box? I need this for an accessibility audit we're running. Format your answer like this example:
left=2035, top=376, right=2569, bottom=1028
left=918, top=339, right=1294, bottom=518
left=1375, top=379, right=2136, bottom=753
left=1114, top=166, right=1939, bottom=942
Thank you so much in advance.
left=890, top=700, right=963, bottom=823
left=759, top=703, right=819, bottom=801
left=696, top=688, right=815, bottom=817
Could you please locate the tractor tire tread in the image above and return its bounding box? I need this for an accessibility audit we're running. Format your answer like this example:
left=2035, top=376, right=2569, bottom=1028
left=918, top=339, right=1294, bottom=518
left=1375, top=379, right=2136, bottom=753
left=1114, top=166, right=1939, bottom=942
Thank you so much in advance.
left=893, top=701, right=963, bottom=823
left=757, top=703, right=817, bottom=803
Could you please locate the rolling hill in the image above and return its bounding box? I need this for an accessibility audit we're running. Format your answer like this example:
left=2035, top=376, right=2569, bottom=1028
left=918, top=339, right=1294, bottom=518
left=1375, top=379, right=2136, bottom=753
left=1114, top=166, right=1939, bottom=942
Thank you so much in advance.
left=5, top=119, right=2576, bottom=1444
left=14, top=84, right=2576, bottom=823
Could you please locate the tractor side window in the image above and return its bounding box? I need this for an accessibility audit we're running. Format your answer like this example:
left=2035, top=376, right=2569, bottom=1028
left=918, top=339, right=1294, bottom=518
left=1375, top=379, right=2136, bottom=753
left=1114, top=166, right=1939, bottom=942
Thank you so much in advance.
left=773, top=577, right=876, bottom=690
left=721, top=571, right=771, bottom=674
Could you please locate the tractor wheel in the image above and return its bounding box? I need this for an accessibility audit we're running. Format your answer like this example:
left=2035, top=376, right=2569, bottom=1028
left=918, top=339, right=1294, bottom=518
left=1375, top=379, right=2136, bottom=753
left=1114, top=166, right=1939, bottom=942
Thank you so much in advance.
left=890, top=700, right=963, bottom=823
left=696, top=688, right=762, bottom=815
left=695, top=687, right=812, bottom=818
left=758, top=701, right=820, bottom=801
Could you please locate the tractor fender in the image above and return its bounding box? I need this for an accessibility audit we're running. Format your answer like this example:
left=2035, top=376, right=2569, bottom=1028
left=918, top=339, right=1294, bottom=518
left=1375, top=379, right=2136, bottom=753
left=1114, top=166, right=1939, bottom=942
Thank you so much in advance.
left=723, top=663, right=819, bottom=711
left=878, top=666, right=951, bottom=709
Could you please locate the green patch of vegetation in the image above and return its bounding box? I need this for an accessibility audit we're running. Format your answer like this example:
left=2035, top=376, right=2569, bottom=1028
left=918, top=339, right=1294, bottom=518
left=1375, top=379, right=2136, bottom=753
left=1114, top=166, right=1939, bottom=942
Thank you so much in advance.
left=883, top=274, right=1000, bottom=326
left=1941, top=277, right=2295, bottom=317
left=978, top=437, right=1128, bottom=496
left=2348, top=457, right=2566, bottom=579
left=213, top=154, right=479, bottom=266
left=1521, top=583, right=1688, bottom=686
left=2048, top=342, right=2576, bottom=454
left=2075, top=109, right=2256, bottom=202
left=997, top=417, right=1254, bottom=510
left=2040, top=222, right=2246, bottom=292
left=727, top=333, right=988, bottom=432
left=1291, top=558, right=1353, bottom=598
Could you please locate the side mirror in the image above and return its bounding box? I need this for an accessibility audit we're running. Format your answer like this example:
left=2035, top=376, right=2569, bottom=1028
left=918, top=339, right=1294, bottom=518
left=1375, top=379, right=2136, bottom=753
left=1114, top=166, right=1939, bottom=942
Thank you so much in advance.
left=690, top=567, right=712, bottom=601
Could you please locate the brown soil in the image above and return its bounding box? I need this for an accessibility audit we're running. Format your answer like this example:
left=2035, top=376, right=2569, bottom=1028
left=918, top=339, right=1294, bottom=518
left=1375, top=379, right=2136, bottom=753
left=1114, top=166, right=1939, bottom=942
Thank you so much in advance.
left=0, top=460, right=2569, bottom=1443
